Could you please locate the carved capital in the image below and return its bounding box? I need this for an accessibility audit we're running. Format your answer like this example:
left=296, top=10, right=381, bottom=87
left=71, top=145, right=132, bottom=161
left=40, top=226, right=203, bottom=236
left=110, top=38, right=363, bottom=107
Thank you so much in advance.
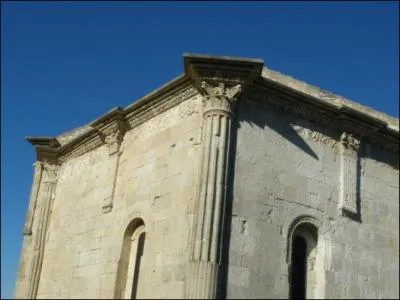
left=42, top=162, right=59, bottom=184
left=104, top=129, right=124, bottom=155
left=340, top=132, right=361, bottom=152
left=200, top=81, right=242, bottom=116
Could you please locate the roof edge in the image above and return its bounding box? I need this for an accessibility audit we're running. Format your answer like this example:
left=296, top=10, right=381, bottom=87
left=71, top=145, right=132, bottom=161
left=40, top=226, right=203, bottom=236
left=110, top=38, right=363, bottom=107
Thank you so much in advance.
left=261, top=67, right=399, bottom=133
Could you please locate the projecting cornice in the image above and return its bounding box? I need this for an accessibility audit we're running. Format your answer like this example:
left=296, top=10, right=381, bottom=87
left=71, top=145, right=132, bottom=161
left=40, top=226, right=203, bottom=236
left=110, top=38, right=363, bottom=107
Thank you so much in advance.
left=26, top=53, right=399, bottom=163
left=183, top=53, right=264, bottom=91
left=250, top=67, right=398, bottom=151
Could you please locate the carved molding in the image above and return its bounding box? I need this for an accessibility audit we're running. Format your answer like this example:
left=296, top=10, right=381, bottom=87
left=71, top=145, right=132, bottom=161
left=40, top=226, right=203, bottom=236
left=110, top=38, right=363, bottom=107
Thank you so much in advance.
left=292, top=124, right=337, bottom=148
left=197, top=69, right=248, bottom=84
left=179, top=95, right=201, bottom=117
left=42, top=85, right=197, bottom=164
left=126, top=85, right=198, bottom=129
left=248, top=86, right=398, bottom=153
left=58, top=134, right=104, bottom=163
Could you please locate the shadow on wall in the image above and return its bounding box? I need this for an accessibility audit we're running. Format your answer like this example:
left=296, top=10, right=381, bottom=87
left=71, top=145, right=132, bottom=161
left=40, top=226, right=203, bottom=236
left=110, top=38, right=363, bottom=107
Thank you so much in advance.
left=362, top=142, right=399, bottom=170
left=217, top=94, right=398, bottom=297
left=236, top=97, right=320, bottom=161
left=219, top=96, right=323, bottom=298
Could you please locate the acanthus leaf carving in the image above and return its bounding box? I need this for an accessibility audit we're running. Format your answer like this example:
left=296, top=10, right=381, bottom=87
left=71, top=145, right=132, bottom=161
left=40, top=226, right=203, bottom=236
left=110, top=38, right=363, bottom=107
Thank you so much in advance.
left=292, top=124, right=337, bottom=148
left=340, top=131, right=361, bottom=152
left=200, top=81, right=242, bottom=115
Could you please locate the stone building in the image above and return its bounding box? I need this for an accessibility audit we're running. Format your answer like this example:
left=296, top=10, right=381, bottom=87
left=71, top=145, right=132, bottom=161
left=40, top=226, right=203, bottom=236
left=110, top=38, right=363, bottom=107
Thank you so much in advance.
left=15, top=54, right=399, bottom=299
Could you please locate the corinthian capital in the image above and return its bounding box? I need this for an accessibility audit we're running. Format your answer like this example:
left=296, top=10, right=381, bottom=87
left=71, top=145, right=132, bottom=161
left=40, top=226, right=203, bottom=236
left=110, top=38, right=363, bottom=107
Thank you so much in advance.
left=42, top=162, right=59, bottom=183
left=200, top=81, right=242, bottom=115
left=340, top=132, right=361, bottom=152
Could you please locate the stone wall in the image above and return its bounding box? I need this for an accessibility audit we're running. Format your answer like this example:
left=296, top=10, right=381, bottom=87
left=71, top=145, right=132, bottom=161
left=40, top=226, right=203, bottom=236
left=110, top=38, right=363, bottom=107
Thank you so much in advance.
left=16, top=93, right=203, bottom=299
left=226, top=97, right=399, bottom=299
left=15, top=88, right=398, bottom=299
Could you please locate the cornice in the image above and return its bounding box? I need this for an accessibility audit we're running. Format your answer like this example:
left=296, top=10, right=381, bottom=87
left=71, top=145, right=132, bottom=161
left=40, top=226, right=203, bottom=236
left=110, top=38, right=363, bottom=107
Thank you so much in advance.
left=124, top=77, right=197, bottom=129
left=260, top=68, right=398, bottom=132
left=184, top=53, right=264, bottom=91
left=27, top=137, right=61, bottom=148
left=26, top=54, right=399, bottom=163
left=27, top=76, right=198, bottom=163
left=248, top=79, right=399, bottom=152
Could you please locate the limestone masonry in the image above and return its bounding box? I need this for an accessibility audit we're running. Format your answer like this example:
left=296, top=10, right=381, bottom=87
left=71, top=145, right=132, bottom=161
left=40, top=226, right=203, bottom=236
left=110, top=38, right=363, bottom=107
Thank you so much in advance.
left=15, top=54, right=399, bottom=299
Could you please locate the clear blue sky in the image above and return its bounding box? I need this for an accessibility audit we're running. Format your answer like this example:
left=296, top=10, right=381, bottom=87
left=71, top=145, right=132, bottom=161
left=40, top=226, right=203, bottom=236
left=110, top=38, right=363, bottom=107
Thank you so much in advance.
left=1, top=1, right=398, bottom=298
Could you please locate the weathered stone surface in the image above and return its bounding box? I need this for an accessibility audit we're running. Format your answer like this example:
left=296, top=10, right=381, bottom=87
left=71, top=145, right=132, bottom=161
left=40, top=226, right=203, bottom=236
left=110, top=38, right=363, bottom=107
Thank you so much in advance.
left=15, top=54, right=399, bottom=299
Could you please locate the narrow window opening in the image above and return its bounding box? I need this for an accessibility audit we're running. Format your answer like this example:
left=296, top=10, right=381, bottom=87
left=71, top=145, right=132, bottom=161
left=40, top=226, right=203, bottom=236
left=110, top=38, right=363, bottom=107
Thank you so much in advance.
left=290, top=235, right=307, bottom=299
left=131, top=232, right=146, bottom=299
left=115, top=218, right=146, bottom=299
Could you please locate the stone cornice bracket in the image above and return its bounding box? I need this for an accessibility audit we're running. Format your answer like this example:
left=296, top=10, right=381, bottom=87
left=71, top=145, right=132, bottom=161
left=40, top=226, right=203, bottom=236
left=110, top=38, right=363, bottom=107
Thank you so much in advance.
left=339, top=131, right=361, bottom=218
left=199, top=81, right=242, bottom=116
left=90, top=107, right=128, bottom=156
left=103, top=128, right=125, bottom=156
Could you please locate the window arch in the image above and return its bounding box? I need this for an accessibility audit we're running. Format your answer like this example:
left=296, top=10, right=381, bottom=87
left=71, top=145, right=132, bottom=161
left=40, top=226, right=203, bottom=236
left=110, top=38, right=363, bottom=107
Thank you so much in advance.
left=289, top=222, right=318, bottom=299
left=288, top=219, right=321, bottom=299
left=115, top=218, right=147, bottom=299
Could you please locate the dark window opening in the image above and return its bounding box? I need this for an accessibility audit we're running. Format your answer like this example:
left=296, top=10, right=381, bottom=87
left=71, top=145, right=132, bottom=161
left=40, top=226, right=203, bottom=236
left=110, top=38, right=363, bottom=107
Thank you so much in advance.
left=131, top=232, right=146, bottom=299
left=290, top=235, right=307, bottom=299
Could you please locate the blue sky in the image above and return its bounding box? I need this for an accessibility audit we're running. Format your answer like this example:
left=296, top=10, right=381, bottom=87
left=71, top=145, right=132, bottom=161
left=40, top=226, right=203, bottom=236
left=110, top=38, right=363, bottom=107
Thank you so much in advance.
left=1, top=1, right=398, bottom=298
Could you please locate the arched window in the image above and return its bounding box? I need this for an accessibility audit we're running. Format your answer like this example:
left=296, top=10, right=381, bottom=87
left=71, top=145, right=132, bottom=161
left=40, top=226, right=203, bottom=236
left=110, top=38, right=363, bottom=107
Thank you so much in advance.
left=115, top=218, right=147, bottom=299
left=289, top=222, right=318, bottom=300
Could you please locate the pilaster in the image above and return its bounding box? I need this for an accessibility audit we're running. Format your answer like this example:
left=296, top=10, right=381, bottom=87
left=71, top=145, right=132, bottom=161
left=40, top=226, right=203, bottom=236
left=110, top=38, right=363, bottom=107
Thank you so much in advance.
left=23, top=162, right=43, bottom=236
left=185, top=81, right=241, bottom=299
left=26, top=162, right=59, bottom=299
left=102, top=127, right=125, bottom=213
left=90, top=109, right=127, bottom=213
left=183, top=54, right=264, bottom=299
left=339, top=131, right=361, bottom=216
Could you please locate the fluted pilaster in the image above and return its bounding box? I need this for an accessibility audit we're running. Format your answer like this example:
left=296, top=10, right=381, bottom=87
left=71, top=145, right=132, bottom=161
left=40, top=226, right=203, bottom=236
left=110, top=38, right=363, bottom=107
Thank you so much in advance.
left=27, top=162, right=59, bottom=299
left=185, top=81, right=240, bottom=299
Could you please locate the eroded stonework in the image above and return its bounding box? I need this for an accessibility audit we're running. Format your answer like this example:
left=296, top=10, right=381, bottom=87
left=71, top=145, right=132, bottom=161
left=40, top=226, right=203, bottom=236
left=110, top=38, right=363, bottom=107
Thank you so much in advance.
left=15, top=54, right=399, bottom=299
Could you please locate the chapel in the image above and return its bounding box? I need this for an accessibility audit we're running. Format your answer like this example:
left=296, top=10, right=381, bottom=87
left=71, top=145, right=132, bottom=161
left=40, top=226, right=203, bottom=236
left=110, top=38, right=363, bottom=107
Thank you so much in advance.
left=15, top=54, right=399, bottom=299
